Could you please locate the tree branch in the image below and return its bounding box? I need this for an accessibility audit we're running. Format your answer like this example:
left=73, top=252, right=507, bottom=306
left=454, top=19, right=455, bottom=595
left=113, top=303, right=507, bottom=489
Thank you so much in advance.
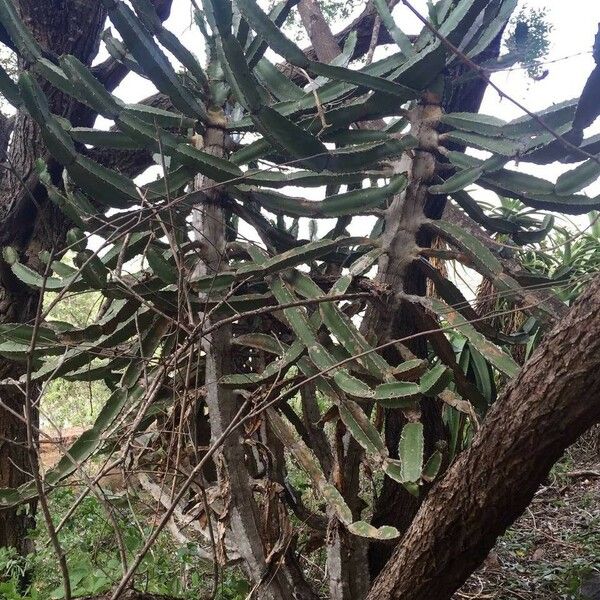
left=280, top=0, right=402, bottom=83
left=298, top=0, right=341, bottom=63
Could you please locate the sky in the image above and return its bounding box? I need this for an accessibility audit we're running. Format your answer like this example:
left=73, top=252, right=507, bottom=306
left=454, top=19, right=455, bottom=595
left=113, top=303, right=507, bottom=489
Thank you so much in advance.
left=91, top=0, right=600, bottom=289
left=116, top=0, right=600, bottom=123
left=103, top=0, right=600, bottom=194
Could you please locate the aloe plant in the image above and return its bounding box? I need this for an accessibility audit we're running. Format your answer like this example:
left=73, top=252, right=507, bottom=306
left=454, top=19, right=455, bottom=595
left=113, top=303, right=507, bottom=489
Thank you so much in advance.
left=0, top=0, right=599, bottom=598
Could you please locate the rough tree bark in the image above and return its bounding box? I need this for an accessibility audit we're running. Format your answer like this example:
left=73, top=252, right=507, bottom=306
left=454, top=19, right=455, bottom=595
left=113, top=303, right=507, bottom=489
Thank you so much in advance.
left=193, top=115, right=315, bottom=600
left=292, top=1, right=507, bottom=590
left=366, top=27, right=508, bottom=579
left=367, top=272, right=600, bottom=600
left=0, top=0, right=172, bottom=559
left=0, top=0, right=107, bottom=559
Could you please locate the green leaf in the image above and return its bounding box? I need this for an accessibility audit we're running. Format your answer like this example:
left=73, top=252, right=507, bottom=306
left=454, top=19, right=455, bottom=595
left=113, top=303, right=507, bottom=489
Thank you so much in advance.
left=120, top=317, right=170, bottom=388
left=2, top=246, right=18, bottom=265
left=555, top=158, right=600, bottom=195
left=244, top=0, right=295, bottom=66
left=10, top=261, right=85, bottom=292
left=339, top=400, right=386, bottom=457
left=373, top=0, right=415, bottom=57
left=240, top=175, right=407, bottom=218
left=373, top=381, right=421, bottom=407
left=267, top=408, right=352, bottom=524
left=131, top=0, right=209, bottom=89
left=74, top=249, right=109, bottom=288
left=421, top=450, right=443, bottom=482
left=451, top=153, right=600, bottom=214
left=67, top=155, right=139, bottom=208
left=146, top=246, right=177, bottom=284
left=441, top=112, right=505, bottom=136
left=0, top=63, right=20, bottom=108
left=173, top=142, right=244, bottom=182
left=287, top=271, right=394, bottom=380
left=347, top=521, right=400, bottom=540
left=331, top=248, right=384, bottom=295
left=429, top=219, right=502, bottom=276
left=443, top=130, right=527, bottom=156
left=429, top=166, right=483, bottom=194
left=399, top=422, right=424, bottom=483
left=18, top=72, right=77, bottom=166
left=0, top=0, right=42, bottom=62
left=102, top=0, right=206, bottom=119
left=232, top=333, right=287, bottom=355
left=419, top=364, right=452, bottom=396
left=237, top=237, right=368, bottom=278
left=422, top=296, right=520, bottom=378
left=69, top=128, right=140, bottom=149
left=234, top=0, right=310, bottom=67
left=463, top=0, right=517, bottom=58
left=254, top=58, right=305, bottom=101
left=242, top=169, right=373, bottom=189
left=60, top=55, right=123, bottom=118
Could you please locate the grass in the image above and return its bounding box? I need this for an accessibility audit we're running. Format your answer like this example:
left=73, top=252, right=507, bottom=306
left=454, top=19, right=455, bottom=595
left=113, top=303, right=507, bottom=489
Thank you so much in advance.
left=0, top=486, right=250, bottom=600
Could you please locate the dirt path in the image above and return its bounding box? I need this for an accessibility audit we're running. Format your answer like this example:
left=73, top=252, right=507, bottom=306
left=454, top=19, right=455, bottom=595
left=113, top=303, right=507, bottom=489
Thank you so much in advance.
left=39, top=426, right=86, bottom=469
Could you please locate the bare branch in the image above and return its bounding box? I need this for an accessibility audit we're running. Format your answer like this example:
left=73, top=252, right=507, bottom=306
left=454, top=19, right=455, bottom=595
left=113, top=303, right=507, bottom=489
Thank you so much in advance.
left=280, top=0, right=404, bottom=83
left=298, top=0, right=341, bottom=63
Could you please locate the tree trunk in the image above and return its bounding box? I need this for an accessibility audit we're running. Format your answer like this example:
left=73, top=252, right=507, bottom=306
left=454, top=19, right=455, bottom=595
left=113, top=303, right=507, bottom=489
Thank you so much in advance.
left=193, top=119, right=309, bottom=600
left=0, top=0, right=173, bottom=560
left=0, top=0, right=107, bottom=559
left=367, top=29, right=507, bottom=578
left=367, top=272, right=600, bottom=600
left=0, top=287, right=37, bottom=559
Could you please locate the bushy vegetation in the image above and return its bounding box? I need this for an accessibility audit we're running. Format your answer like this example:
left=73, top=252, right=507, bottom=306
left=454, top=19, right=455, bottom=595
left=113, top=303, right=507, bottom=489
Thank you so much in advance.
left=0, top=488, right=250, bottom=599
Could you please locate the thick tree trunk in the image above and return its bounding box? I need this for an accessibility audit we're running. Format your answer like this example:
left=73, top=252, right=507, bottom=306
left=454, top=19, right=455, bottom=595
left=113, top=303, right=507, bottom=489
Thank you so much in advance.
left=0, top=0, right=173, bottom=560
left=367, top=273, right=600, bottom=600
left=0, top=0, right=107, bottom=559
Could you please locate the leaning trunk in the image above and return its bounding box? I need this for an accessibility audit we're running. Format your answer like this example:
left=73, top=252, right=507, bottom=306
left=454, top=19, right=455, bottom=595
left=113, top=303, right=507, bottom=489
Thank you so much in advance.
left=367, top=272, right=600, bottom=600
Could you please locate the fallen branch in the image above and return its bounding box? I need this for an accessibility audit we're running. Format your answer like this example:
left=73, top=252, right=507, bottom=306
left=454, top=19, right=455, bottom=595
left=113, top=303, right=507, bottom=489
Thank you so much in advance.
left=564, top=469, right=600, bottom=478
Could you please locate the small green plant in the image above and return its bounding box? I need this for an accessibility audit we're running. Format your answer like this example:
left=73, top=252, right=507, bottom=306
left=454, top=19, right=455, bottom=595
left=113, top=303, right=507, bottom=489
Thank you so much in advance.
left=20, top=488, right=231, bottom=599
left=0, top=548, right=37, bottom=600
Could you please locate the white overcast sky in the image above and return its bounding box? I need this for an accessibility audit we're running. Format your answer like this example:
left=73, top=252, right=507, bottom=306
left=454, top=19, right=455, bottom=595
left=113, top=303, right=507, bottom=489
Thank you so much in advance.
left=93, top=0, right=600, bottom=275
left=114, top=0, right=600, bottom=125
left=105, top=0, right=600, bottom=195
